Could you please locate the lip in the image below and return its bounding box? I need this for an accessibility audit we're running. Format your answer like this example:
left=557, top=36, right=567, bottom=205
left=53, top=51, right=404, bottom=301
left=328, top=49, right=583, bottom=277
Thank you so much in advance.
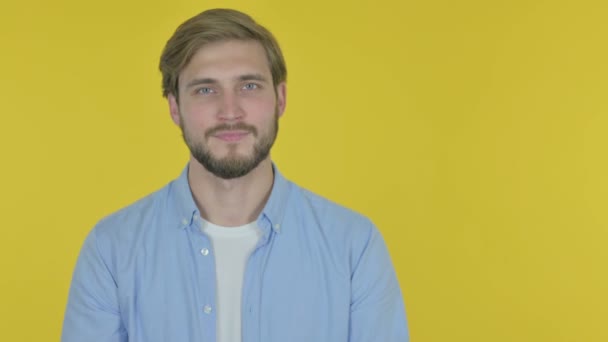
left=213, top=130, right=250, bottom=142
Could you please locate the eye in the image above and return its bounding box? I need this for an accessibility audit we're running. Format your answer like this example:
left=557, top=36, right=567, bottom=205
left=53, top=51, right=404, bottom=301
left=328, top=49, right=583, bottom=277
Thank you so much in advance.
left=243, top=83, right=259, bottom=90
left=196, top=87, right=214, bottom=95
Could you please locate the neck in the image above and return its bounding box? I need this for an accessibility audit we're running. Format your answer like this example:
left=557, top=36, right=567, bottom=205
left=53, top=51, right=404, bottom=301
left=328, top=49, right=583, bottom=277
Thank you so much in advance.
left=187, top=157, right=274, bottom=227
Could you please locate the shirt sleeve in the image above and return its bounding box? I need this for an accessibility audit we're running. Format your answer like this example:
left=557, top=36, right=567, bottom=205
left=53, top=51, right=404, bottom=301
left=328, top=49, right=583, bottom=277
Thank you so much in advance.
left=62, top=228, right=127, bottom=342
left=349, top=222, right=409, bottom=342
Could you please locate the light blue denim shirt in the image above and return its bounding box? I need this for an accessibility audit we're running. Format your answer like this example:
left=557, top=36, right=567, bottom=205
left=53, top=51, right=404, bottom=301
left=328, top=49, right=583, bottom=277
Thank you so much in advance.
left=62, top=164, right=408, bottom=342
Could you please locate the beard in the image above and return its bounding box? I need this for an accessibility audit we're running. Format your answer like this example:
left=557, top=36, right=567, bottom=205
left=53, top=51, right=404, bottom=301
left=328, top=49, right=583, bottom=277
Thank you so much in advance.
left=180, top=111, right=279, bottom=180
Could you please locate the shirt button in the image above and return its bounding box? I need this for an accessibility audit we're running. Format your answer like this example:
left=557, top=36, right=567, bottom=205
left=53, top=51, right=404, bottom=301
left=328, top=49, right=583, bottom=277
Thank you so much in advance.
left=203, top=305, right=213, bottom=314
left=181, top=218, right=189, bottom=226
left=200, top=248, right=209, bottom=256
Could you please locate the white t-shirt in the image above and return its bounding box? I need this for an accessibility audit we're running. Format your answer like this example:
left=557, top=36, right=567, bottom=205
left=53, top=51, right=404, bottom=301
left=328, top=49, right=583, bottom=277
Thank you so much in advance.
left=201, top=219, right=262, bottom=342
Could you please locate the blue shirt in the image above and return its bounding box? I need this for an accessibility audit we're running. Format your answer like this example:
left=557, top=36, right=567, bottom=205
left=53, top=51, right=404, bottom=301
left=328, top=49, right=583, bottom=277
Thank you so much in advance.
left=62, top=164, right=409, bottom=342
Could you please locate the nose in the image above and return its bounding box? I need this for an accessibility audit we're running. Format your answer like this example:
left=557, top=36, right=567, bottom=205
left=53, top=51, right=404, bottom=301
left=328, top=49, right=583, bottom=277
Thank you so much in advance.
left=217, top=90, right=244, bottom=121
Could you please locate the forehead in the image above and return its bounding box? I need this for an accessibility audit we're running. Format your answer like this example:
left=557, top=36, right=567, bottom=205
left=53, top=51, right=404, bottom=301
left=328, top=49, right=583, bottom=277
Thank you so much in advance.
left=179, top=40, right=271, bottom=84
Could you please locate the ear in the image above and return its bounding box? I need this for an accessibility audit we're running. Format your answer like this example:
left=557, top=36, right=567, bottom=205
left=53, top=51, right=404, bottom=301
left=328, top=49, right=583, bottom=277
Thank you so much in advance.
left=276, top=82, right=287, bottom=118
left=168, top=94, right=181, bottom=126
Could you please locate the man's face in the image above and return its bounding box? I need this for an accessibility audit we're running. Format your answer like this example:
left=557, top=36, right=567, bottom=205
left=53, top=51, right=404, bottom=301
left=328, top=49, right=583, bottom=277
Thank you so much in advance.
left=168, top=40, right=286, bottom=179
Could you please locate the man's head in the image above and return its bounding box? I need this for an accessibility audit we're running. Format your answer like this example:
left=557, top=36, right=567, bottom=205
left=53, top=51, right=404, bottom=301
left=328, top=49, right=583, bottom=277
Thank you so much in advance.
left=159, top=9, right=287, bottom=179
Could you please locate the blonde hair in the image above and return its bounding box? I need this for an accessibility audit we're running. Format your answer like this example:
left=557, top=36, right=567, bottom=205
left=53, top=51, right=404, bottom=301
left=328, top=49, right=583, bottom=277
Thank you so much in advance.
left=159, top=8, right=287, bottom=100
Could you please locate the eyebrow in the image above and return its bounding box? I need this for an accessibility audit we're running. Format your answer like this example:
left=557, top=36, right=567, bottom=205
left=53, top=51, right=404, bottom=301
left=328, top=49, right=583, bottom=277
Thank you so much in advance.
left=238, top=73, right=268, bottom=82
left=185, top=73, right=269, bottom=89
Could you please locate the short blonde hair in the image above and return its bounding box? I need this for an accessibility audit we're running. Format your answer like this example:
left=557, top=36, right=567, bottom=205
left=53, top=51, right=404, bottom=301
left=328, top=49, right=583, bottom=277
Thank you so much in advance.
left=159, top=8, right=287, bottom=99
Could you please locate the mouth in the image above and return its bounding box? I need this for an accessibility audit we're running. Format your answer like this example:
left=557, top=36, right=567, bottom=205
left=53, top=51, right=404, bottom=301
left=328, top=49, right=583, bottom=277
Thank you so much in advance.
left=212, top=130, right=251, bottom=142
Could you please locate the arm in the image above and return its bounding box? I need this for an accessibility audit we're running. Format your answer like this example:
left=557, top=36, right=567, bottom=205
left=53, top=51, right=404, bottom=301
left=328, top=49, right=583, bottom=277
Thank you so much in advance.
left=62, top=228, right=127, bottom=342
left=349, top=223, right=409, bottom=342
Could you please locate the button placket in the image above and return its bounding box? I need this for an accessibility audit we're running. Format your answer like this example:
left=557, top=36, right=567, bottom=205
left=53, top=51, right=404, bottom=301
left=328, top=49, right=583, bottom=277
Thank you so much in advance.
left=185, top=221, right=216, bottom=332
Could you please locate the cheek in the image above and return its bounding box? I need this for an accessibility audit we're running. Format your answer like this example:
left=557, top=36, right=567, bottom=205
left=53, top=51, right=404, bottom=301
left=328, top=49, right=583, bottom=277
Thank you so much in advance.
left=245, top=96, right=278, bottom=118
left=180, top=105, right=215, bottom=129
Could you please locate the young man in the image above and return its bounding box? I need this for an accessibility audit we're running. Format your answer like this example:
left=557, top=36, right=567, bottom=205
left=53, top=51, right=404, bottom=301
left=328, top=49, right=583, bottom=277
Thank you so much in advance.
left=62, top=8, right=408, bottom=342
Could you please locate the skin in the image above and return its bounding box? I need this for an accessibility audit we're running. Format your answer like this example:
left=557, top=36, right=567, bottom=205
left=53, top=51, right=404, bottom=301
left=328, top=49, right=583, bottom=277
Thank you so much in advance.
left=168, top=40, right=287, bottom=227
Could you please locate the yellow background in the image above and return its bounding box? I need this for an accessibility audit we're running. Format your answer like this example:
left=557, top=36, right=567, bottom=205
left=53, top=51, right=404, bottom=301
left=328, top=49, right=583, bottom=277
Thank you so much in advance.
left=1, top=0, right=606, bottom=340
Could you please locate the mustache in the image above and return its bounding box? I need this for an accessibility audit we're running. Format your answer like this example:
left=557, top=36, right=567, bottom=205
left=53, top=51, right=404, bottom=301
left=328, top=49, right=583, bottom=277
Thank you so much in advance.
left=205, top=123, right=258, bottom=139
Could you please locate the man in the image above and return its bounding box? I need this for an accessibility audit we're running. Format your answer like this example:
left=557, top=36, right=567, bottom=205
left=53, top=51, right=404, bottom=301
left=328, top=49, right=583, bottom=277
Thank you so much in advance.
left=62, top=8, right=408, bottom=342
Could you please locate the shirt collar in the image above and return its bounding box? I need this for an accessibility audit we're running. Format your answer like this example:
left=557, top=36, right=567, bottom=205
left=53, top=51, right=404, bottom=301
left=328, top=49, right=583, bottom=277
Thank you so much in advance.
left=172, top=164, right=198, bottom=229
left=171, top=162, right=291, bottom=233
left=259, top=163, right=291, bottom=233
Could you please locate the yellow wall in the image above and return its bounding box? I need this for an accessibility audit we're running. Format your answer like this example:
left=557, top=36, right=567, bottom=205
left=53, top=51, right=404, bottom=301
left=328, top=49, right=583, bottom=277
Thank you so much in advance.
left=1, top=0, right=606, bottom=340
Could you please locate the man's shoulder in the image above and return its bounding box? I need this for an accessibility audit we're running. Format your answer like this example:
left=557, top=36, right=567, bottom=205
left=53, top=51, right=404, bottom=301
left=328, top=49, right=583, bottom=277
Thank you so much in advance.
left=290, top=182, right=375, bottom=233
left=286, top=181, right=384, bottom=264
left=92, top=180, right=175, bottom=237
